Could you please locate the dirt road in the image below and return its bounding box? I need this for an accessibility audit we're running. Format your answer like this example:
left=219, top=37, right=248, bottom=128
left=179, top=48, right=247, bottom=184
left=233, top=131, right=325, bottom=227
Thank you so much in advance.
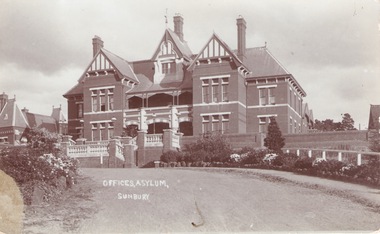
left=75, top=168, right=380, bottom=233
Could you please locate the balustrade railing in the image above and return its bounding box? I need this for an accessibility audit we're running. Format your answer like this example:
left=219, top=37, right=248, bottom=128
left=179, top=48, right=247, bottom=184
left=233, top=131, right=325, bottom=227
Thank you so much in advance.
left=67, top=143, right=108, bottom=158
left=145, top=134, right=163, bottom=147
left=283, top=148, right=380, bottom=166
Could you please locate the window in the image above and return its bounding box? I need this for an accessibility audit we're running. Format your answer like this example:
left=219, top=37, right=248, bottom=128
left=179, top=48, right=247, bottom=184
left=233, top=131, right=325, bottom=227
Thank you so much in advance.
left=92, top=96, right=98, bottom=112
left=212, top=115, right=219, bottom=132
left=99, top=123, right=105, bottom=141
left=268, top=88, right=275, bottom=105
left=108, top=94, right=114, bottom=111
left=259, top=117, right=266, bottom=133
left=211, top=79, right=219, bottom=102
left=108, top=122, right=114, bottom=139
left=259, top=89, right=267, bottom=105
left=202, top=80, right=209, bottom=103
left=221, top=78, right=228, bottom=102
left=202, top=116, right=210, bottom=133
left=91, top=123, right=97, bottom=141
left=162, top=63, right=169, bottom=74
left=221, top=114, right=229, bottom=133
left=100, top=95, right=106, bottom=111
left=294, top=119, right=297, bottom=133
left=77, top=103, right=83, bottom=118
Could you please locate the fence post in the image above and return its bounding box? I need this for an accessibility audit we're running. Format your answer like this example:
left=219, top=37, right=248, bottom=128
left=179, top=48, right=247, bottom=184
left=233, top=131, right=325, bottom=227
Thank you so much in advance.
left=296, top=149, right=300, bottom=156
left=286, top=149, right=290, bottom=154
left=357, top=153, right=362, bottom=166
left=338, top=152, right=342, bottom=162
left=322, top=151, right=326, bottom=160
left=308, top=150, right=312, bottom=158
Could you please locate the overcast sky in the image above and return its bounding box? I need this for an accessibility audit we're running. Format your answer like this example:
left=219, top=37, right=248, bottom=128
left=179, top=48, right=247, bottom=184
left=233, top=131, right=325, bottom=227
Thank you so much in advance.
left=1, top=0, right=379, bottom=129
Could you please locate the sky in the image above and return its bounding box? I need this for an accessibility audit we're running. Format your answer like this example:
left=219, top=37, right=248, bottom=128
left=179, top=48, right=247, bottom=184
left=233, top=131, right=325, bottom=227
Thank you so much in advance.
left=0, top=0, right=379, bottom=129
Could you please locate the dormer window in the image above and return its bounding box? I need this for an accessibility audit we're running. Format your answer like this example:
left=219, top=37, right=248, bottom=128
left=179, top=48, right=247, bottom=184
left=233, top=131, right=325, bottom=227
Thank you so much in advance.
left=162, top=62, right=176, bottom=74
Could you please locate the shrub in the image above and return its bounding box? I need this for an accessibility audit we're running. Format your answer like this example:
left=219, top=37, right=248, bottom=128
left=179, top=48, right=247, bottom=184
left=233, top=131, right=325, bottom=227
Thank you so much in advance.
left=264, top=117, right=285, bottom=153
left=241, top=150, right=267, bottom=165
left=280, top=153, right=299, bottom=169
left=0, top=128, right=79, bottom=204
left=294, top=156, right=314, bottom=170
left=183, top=133, right=232, bottom=163
left=160, top=150, right=182, bottom=163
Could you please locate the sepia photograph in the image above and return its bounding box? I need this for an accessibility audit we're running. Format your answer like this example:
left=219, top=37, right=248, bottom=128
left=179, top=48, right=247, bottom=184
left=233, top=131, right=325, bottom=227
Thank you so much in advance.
left=0, top=0, right=380, bottom=233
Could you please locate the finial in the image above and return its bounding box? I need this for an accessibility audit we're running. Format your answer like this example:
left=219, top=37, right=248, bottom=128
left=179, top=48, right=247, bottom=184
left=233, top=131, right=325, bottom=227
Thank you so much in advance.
left=265, top=41, right=267, bottom=47
left=165, top=8, right=168, bottom=28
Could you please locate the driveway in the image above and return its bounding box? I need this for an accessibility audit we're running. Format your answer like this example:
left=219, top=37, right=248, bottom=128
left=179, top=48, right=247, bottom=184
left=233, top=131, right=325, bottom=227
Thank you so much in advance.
left=77, top=168, right=380, bottom=233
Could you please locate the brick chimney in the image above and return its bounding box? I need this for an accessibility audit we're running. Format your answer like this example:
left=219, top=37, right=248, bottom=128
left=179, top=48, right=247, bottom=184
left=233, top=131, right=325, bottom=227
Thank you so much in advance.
left=92, top=36, right=104, bottom=57
left=236, top=16, right=247, bottom=61
left=173, top=15, right=184, bottom=42
left=0, top=92, right=8, bottom=112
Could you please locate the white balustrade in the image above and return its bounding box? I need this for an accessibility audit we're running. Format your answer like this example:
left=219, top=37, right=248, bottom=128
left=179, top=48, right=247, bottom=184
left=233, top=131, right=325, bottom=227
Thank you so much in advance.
left=145, top=134, right=163, bottom=147
left=67, top=143, right=108, bottom=158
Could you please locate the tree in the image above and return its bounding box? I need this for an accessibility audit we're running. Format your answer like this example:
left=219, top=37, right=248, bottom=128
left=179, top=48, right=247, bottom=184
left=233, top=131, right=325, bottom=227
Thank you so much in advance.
left=314, top=113, right=356, bottom=131
left=340, top=113, right=356, bottom=131
left=264, top=117, right=285, bottom=153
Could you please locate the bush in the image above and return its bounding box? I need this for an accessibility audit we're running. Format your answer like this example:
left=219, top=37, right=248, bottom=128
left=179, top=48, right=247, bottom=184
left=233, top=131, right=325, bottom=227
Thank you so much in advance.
left=160, top=150, right=183, bottom=163
left=183, top=133, right=232, bottom=163
left=241, top=150, right=267, bottom=165
left=294, top=156, right=314, bottom=170
left=0, top=127, right=79, bottom=204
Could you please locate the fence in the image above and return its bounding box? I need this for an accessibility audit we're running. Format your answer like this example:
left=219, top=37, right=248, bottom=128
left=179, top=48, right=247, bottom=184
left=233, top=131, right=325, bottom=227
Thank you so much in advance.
left=283, top=148, right=380, bottom=166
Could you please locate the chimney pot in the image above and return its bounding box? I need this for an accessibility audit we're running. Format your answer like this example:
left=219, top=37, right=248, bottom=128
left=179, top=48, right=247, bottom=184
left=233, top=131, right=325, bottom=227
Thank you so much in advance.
left=92, top=36, right=104, bottom=57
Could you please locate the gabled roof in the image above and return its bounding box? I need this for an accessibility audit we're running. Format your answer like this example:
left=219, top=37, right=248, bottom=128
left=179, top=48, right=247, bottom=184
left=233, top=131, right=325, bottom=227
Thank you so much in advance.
left=152, top=29, right=193, bottom=60
left=0, top=99, right=29, bottom=128
left=188, top=33, right=248, bottom=71
left=64, top=48, right=139, bottom=97
left=243, top=47, right=289, bottom=78
left=24, top=112, right=57, bottom=133
left=101, top=48, right=139, bottom=83
left=368, top=104, right=380, bottom=130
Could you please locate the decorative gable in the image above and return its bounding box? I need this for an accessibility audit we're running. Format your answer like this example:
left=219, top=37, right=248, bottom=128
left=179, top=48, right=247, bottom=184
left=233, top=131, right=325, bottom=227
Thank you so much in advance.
left=188, top=33, right=250, bottom=77
left=87, top=52, right=114, bottom=72
left=198, top=37, right=231, bottom=59
left=152, top=29, right=191, bottom=84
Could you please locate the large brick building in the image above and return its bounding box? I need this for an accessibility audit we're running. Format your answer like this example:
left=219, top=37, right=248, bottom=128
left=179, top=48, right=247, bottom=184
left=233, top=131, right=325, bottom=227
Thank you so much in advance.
left=64, top=16, right=313, bottom=142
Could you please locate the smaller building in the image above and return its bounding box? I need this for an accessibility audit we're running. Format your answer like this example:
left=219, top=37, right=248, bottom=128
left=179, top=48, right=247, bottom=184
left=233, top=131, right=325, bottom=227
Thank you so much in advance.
left=0, top=92, right=68, bottom=145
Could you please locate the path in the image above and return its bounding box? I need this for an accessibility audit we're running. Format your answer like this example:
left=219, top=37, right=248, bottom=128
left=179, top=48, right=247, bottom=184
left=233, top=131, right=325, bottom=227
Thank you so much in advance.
left=77, top=168, right=380, bottom=233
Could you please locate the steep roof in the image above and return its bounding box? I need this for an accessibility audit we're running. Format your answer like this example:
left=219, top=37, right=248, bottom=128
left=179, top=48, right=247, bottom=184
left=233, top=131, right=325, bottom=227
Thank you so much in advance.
left=0, top=99, right=29, bottom=128
left=152, top=29, right=193, bottom=60
left=51, top=107, right=67, bottom=123
left=64, top=48, right=139, bottom=97
left=188, top=33, right=248, bottom=71
left=243, top=47, right=289, bottom=78
left=101, top=48, right=139, bottom=83
left=368, top=104, right=380, bottom=130
left=24, top=112, right=57, bottom=133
